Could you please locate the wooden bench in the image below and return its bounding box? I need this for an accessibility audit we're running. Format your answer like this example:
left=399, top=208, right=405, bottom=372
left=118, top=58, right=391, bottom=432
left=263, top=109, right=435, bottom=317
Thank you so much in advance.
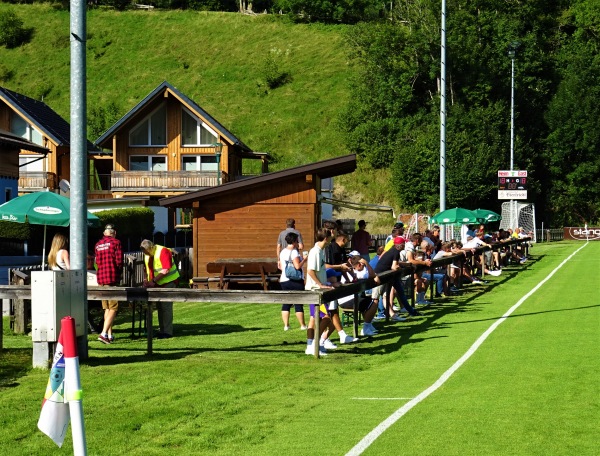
left=206, top=258, right=280, bottom=291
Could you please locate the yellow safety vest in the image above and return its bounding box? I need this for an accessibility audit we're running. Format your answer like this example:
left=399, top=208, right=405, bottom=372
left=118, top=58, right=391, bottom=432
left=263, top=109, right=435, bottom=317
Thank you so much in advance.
left=144, top=245, right=180, bottom=286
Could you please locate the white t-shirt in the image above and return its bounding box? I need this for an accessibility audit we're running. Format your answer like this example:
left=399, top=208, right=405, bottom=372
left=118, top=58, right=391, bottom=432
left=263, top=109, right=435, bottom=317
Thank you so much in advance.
left=279, top=248, right=303, bottom=282
left=305, top=243, right=327, bottom=290
left=463, top=237, right=484, bottom=249
left=338, top=266, right=369, bottom=305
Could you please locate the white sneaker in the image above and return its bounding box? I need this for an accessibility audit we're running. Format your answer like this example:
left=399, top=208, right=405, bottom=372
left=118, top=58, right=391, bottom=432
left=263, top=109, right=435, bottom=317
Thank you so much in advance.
left=284, top=326, right=290, bottom=331
left=488, top=270, right=502, bottom=277
left=392, top=305, right=401, bottom=312
left=472, top=278, right=483, bottom=284
left=340, top=335, right=358, bottom=344
left=300, top=325, right=308, bottom=330
left=391, top=315, right=407, bottom=322
left=321, top=339, right=338, bottom=350
left=305, top=344, right=328, bottom=356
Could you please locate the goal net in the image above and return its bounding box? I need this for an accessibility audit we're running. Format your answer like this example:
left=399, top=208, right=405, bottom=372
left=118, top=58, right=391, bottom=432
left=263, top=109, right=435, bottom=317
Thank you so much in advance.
left=499, top=202, right=537, bottom=242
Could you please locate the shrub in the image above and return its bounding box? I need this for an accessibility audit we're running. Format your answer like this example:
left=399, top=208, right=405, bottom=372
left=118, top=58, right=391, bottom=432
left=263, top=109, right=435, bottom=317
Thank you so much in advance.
left=0, top=9, right=31, bottom=49
left=261, top=47, right=292, bottom=90
left=89, top=207, right=155, bottom=241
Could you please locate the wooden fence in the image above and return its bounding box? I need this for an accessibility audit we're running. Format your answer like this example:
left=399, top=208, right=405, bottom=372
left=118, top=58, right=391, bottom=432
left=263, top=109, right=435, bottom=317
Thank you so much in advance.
left=0, top=239, right=530, bottom=357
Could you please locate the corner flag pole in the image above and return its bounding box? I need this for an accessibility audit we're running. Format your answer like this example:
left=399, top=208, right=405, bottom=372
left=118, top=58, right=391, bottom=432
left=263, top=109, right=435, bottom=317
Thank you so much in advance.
left=62, top=317, right=88, bottom=455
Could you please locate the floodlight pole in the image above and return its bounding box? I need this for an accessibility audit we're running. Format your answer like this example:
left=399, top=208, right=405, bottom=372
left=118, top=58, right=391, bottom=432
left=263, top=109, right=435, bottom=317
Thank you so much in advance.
left=508, top=42, right=520, bottom=231
left=439, top=0, right=447, bottom=214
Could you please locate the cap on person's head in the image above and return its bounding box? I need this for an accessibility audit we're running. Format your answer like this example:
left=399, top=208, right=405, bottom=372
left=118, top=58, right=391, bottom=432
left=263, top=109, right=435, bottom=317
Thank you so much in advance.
left=358, top=220, right=367, bottom=227
left=348, top=250, right=361, bottom=257
left=394, top=222, right=404, bottom=229
left=394, top=236, right=405, bottom=245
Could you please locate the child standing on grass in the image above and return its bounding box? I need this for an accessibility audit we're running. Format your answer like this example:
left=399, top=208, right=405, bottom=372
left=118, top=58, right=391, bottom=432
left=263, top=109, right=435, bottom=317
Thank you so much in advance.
left=304, top=228, right=335, bottom=356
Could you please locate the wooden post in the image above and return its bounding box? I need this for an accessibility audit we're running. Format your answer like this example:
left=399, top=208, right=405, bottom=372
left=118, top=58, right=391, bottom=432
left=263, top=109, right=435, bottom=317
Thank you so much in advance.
left=352, top=294, right=359, bottom=339
left=146, top=302, right=153, bottom=356
left=12, top=270, right=29, bottom=334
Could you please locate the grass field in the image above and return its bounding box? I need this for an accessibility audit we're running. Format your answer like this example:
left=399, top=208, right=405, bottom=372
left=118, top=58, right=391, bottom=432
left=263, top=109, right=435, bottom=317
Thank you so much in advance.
left=1, top=241, right=598, bottom=455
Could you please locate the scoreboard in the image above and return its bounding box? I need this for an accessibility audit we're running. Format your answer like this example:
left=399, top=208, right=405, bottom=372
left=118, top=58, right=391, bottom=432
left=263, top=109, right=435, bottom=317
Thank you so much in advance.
left=498, top=170, right=527, bottom=199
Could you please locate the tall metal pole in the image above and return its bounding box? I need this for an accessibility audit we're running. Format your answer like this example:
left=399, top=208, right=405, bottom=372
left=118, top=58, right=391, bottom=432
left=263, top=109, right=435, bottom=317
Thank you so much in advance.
left=439, top=0, right=446, bottom=215
left=510, top=55, right=515, bottom=171
left=70, top=0, right=88, bottom=360
left=507, top=42, right=520, bottom=232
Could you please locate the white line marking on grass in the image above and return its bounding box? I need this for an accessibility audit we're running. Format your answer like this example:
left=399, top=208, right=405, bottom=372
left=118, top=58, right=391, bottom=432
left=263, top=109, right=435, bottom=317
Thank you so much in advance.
left=346, top=242, right=589, bottom=456
left=351, top=398, right=413, bottom=401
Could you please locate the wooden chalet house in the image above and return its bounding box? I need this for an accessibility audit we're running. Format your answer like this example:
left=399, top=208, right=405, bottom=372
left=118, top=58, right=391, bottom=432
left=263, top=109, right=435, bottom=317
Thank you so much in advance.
left=0, top=86, right=98, bottom=195
left=94, top=81, right=269, bottom=228
left=160, top=154, right=357, bottom=279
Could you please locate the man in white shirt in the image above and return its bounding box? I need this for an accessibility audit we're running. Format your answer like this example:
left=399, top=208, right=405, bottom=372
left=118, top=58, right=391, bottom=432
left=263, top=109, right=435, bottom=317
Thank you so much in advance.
left=338, top=252, right=380, bottom=336
left=462, top=233, right=501, bottom=277
left=304, top=228, right=335, bottom=355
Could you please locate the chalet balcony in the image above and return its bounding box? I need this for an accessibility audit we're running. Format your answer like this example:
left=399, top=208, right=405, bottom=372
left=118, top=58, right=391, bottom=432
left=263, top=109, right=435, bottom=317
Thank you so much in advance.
left=110, top=170, right=229, bottom=193
left=18, top=172, right=57, bottom=192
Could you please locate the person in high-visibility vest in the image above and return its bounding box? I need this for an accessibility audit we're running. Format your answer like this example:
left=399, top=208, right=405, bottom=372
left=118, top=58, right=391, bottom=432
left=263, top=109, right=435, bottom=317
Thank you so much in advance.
left=140, top=239, right=180, bottom=339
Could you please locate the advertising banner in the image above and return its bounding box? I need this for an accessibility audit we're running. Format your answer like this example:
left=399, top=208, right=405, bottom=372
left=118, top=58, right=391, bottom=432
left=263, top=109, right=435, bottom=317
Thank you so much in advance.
left=564, top=227, right=600, bottom=241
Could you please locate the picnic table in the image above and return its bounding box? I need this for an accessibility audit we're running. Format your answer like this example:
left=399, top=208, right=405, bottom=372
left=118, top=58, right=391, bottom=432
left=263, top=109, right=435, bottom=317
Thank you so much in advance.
left=205, top=258, right=280, bottom=291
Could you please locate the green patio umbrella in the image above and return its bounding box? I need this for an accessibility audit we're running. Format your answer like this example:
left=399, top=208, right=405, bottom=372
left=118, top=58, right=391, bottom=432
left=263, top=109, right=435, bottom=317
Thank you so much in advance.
left=430, top=207, right=480, bottom=225
left=473, top=208, right=502, bottom=223
left=0, top=191, right=101, bottom=269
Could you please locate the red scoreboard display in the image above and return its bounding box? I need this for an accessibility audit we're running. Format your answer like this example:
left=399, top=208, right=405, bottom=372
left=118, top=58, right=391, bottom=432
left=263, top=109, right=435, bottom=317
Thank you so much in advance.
left=498, top=170, right=527, bottom=199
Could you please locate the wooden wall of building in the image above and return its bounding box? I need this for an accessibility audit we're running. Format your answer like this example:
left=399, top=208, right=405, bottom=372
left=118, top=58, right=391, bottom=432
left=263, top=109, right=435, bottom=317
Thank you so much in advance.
left=0, top=148, right=19, bottom=178
left=111, top=96, right=230, bottom=176
left=193, top=177, right=320, bottom=277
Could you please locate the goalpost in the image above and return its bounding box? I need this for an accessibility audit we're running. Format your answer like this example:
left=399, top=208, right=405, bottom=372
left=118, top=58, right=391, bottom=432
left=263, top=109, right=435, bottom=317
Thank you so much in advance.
left=499, top=202, right=537, bottom=242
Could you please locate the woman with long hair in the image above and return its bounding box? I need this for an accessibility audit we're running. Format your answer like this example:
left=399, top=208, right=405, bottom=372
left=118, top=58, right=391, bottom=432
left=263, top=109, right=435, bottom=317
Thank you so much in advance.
left=48, top=232, right=70, bottom=270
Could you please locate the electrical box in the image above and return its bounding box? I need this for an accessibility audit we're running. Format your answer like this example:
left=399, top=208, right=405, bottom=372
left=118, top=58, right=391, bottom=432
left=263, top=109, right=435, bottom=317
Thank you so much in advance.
left=31, top=270, right=85, bottom=342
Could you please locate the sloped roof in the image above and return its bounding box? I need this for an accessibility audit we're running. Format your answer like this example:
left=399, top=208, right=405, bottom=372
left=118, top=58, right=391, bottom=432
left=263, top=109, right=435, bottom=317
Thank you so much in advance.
left=0, top=86, right=71, bottom=146
left=95, top=81, right=252, bottom=152
left=160, top=154, right=357, bottom=208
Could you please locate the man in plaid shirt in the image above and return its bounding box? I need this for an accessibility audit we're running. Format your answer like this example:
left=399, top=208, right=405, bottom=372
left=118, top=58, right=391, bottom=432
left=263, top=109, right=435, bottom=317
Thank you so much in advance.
left=95, top=224, right=123, bottom=344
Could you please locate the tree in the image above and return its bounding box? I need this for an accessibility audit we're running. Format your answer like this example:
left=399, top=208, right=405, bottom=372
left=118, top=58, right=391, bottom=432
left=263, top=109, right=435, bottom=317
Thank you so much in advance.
left=0, top=9, right=30, bottom=49
left=544, top=1, right=600, bottom=225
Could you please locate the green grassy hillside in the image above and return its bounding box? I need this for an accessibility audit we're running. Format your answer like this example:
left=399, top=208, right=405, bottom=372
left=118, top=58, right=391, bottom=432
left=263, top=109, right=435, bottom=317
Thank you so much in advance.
left=0, top=5, right=352, bottom=170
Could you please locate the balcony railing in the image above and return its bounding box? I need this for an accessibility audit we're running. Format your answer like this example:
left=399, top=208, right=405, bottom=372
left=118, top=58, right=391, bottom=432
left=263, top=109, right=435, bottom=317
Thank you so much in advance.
left=110, top=170, right=228, bottom=192
left=18, top=172, right=57, bottom=191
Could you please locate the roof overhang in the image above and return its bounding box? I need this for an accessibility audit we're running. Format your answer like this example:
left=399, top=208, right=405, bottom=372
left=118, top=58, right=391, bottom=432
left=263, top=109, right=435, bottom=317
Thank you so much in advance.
left=0, top=130, right=50, bottom=154
left=160, top=154, right=357, bottom=208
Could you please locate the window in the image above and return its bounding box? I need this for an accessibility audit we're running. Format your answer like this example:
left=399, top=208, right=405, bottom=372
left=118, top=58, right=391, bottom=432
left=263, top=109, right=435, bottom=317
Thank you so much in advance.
left=11, top=113, right=43, bottom=145
left=19, top=155, right=45, bottom=172
left=182, top=155, right=218, bottom=172
left=129, top=104, right=167, bottom=146
left=5, top=188, right=12, bottom=203
left=181, top=108, right=218, bottom=146
left=130, top=156, right=167, bottom=171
